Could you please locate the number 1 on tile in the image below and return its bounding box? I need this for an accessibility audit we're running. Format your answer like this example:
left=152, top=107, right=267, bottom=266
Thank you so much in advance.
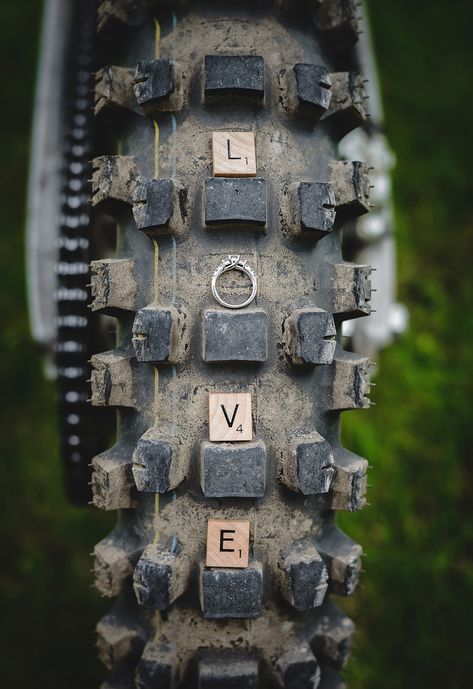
left=212, top=132, right=257, bottom=177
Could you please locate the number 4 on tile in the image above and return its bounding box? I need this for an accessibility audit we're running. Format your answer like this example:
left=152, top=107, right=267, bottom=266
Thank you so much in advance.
left=208, top=392, right=252, bottom=442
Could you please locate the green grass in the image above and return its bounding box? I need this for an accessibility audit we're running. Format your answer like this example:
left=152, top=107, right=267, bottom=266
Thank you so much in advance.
left=341, top=1, right=473, bottom=687
left=0, top=1, right=471, bottom=687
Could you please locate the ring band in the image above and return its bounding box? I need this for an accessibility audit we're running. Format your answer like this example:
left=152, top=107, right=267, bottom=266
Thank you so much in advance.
left=211, top=254, right=257, bottom=309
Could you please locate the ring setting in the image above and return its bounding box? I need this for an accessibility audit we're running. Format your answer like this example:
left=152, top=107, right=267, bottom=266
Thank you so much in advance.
left=211, top=254, right=257, bottom=309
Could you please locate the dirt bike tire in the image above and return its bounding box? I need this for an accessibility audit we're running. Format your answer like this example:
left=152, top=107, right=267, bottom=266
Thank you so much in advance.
left=88, top=1, right=373, bottom=687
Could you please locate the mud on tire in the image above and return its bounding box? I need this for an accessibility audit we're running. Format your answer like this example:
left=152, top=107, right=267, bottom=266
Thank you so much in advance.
left=89, top=1, right=373, bottom=687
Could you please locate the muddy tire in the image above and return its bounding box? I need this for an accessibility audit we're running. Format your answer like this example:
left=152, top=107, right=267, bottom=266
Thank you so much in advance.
left=89, top=1, right=372, bottom=687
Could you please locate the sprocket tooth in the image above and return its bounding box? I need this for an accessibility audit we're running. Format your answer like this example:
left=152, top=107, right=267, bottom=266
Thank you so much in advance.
left=96, top=600, right=147, bottom=671
left=314, top=263, right=372, bottom=319
left=316, top=524, right=362, bottom=596
left=275, top=643, right=321, bottom=689
left=90, top=259, right=140, bottom=314
left=330, top=160, right=371, bottom=218
left=90, top=350, right=135, bottom=408
left=276, top=538, right=329, bottom=610
left=94, top=531, right=143, bottom=597
left=310, top=600, right=355, bottom=670
left=198, top=649, right=259, bottom=688
left=135, top=638, right=178, bottom=689
left=325, top=72, right=368, bottom=138
left=91, top=446, right=135, bottom=510
left=314, top=0, right=359, bottom=51
left=318, top=351, right=372, bottom=411
left=133, top=542, right=192, bottom=609
left=92, top=155, right=141, bottom=216
left=95, top=66, right=139, bottom=117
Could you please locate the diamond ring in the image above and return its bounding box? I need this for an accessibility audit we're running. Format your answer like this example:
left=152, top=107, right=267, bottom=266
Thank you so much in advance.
left=211, top=255, right=257, bottom=309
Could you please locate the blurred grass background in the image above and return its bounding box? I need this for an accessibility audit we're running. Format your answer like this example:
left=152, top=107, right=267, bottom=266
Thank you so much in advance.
left=0, top=1, right=471, bottom=687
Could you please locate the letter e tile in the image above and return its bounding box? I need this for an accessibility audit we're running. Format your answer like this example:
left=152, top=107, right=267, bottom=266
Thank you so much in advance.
left=206, top=519, right=250, bottom=568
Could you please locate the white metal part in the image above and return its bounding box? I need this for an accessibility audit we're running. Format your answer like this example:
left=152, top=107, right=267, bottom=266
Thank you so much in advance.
left=339, top=2, right=408, bottom=357
left=26, top=0, right=73, bottom=346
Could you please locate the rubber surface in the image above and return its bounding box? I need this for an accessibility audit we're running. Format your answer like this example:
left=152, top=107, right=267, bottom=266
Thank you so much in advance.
left=90, top=1, right=372, bottom=686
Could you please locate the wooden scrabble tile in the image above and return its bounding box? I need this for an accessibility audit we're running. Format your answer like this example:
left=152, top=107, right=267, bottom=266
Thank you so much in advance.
left=212, top=132, right=257, bottom=177
left=206, top=519, right=250, bottom=568
left=209, top=392, right=252, bottom=442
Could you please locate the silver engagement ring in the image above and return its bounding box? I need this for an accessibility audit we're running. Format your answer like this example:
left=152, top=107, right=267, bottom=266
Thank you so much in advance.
left=211, top=255, right=257, bottom=309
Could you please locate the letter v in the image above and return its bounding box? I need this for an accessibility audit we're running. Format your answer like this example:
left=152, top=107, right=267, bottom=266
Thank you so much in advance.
left=221, top=404, right=239, bottom=427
